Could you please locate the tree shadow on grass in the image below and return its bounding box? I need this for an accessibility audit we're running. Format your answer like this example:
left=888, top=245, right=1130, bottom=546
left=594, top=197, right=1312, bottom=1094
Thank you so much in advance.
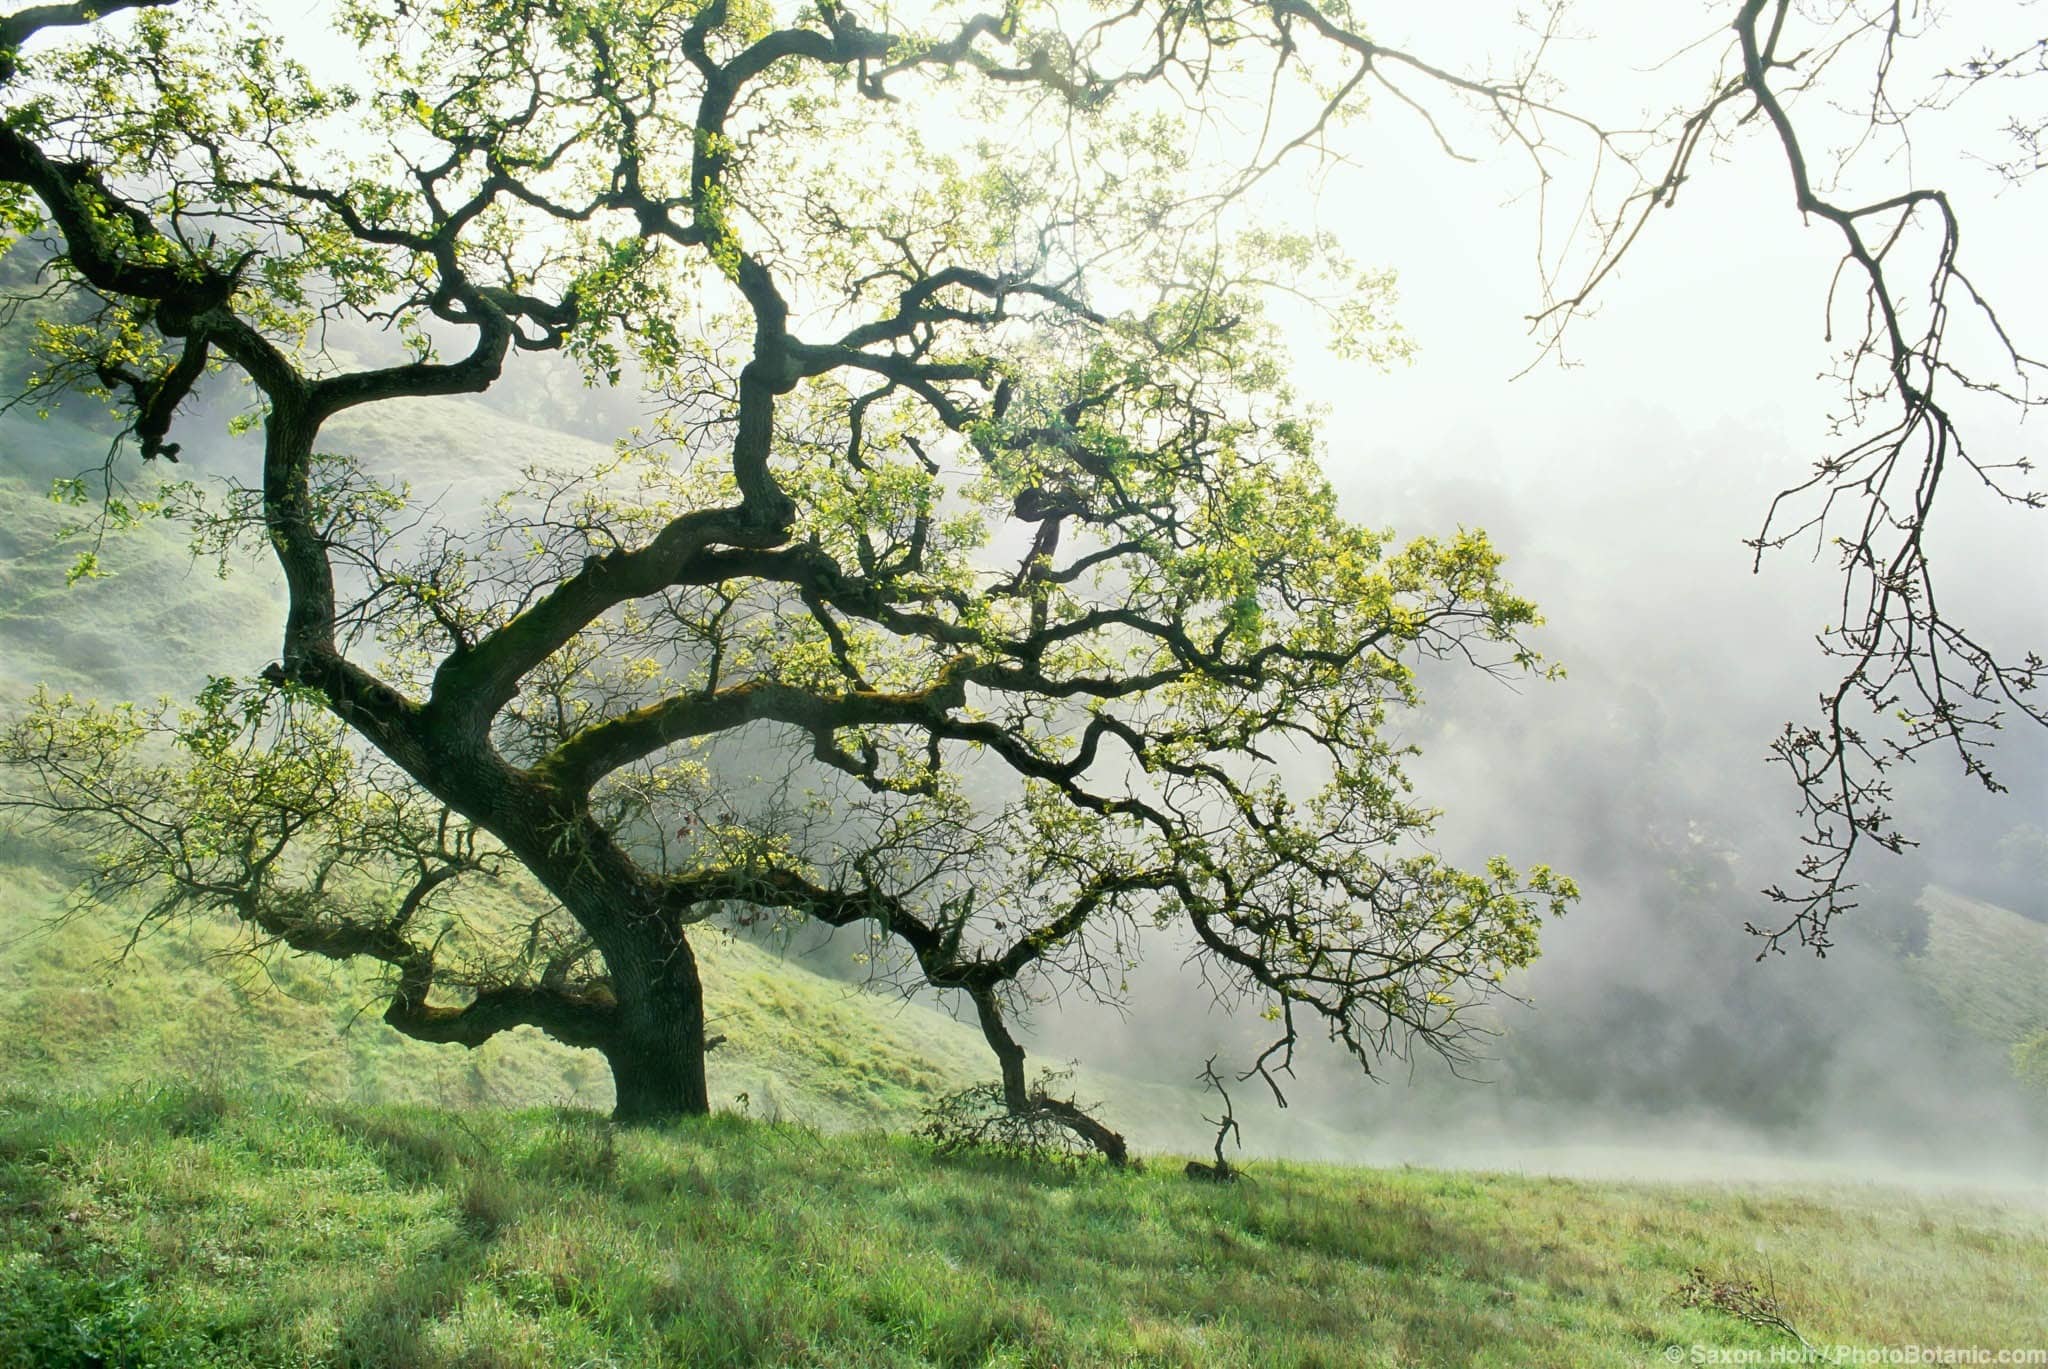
left=329, top=1223, right=501, bottom=1369
left=930, top=1167, right=1643, bottom=1366
left=326, top=1110, right=639, bottom=1366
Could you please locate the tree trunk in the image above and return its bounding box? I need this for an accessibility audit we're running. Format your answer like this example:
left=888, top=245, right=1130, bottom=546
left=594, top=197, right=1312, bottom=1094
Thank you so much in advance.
left=969, top=986, right=1129, bottom=1166
left=603, top=930, right=711, bottom=1123
left=971, top=988, right=1031, bottom=1112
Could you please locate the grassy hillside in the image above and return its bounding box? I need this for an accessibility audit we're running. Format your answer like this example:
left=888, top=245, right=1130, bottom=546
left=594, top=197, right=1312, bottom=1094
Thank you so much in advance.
left=0, top=825, right=1278, bottom=1151
left=0, top=399, right=1020, bottom=1128
left=1, top=1088, right=2043, bottom=1368
left=1912, top=887, right=2048, bottom=1047
left=0, top=383, right=612, bottom=703
left=0, top=837, right=995, bottom=1129
left=0, top=414, right=281, bottom=701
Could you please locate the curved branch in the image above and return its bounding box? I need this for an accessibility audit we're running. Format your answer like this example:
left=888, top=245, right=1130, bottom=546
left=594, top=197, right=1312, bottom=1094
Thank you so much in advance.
left=385, top=980, right=619, bottom=1051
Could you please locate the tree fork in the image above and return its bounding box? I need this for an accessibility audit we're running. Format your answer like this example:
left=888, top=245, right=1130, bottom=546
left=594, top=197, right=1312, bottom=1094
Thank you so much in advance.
left=968, top=986, right=1128, bottom=1166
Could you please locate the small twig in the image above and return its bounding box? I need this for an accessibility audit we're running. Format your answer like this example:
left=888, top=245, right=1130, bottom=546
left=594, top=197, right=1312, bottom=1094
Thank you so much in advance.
left=1677, top=1261, right=1832, bottom=1362
left=1185, top=1054, right=1245, bottom=1183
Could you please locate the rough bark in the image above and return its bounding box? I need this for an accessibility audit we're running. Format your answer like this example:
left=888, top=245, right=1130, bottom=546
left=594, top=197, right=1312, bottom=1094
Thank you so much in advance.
left=601, top=929, right=712, bottom=1123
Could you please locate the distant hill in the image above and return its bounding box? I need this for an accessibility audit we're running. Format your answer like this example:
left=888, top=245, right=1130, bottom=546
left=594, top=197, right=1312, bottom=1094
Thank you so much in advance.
left=0, top=371, right=620, bottom=702
left=0, top=414, right=281, bottom=701
left=1910, top=886, right=2048, bottom=1048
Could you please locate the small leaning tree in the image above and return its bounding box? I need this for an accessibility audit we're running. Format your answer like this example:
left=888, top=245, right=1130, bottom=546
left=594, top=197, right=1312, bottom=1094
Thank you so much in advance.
left=0, top=0, right=1576, bottom=1144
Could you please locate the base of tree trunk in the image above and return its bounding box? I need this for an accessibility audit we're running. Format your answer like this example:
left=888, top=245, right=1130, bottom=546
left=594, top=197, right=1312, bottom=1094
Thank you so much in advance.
left=608, top=1051, right=711, bottom=1123
left=602, top=930, right=713, bottom=1124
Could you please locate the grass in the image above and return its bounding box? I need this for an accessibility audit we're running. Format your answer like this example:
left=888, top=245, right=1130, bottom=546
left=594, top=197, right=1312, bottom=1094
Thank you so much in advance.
left=0, top=1087, right=2042, bottom=1368
left=0, top=413, right=281, bottom=703
left=1912, top=887, right=2048, bottom=1047
left=0, top=822, right=1369, bottom=1155
left=0, top=839, right=1008, bottom=1127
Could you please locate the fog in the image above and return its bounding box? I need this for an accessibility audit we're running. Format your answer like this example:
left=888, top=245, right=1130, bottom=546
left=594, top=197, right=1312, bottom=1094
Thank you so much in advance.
left=1011, top=381, right=2047, bottom=1184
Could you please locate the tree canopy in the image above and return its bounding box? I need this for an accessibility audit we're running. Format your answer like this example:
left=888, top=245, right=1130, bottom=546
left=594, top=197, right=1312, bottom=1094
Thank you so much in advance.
left=0, top=0, right=1586, bottom=1140
left=0, top=0, right=2038, bottom=1140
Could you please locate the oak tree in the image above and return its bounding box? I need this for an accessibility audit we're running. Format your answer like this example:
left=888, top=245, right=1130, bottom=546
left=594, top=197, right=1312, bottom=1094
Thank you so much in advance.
left=0, top=0, right=1574, bottom=1139
left=3, top=0, right=2037, bottom=1141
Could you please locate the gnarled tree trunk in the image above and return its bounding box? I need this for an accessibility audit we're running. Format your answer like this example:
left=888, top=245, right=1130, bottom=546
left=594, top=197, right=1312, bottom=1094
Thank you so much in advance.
left=600, top=929, right=711, bottom=1123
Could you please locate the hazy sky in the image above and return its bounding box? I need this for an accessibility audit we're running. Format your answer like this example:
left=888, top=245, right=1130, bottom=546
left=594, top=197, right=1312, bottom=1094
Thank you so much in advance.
left=1265, top=2, right=2048, bottom=874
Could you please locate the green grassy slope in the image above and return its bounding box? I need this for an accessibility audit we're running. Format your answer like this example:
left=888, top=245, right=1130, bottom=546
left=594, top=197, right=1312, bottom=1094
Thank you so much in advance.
left=0, top=823, right=1259, bottom=1148
left=0, top=837, right=1015, bottom=1130
left=1911, top=887, right=2048, bottom=1047
left=0, top=414, right=282, bottom=701
left=1, top=1089, right=2043, bottom=1369
left=324, top=391, right=619, bottom=503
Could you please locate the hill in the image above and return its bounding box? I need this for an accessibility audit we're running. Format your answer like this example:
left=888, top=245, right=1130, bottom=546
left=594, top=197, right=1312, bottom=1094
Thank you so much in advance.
left=1911, top=887, right=2048, bottom=1047
left=0, top=841, right=982, bottom=1126
left=1, top=1087, right=2043, bottom=1368
left=0, top=810, right=1290, bottom=1151
left=0, top=413, right=281, bottom=701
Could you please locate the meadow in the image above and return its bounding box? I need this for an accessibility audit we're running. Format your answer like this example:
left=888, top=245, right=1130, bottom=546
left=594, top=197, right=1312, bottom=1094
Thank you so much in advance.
left=3, top=1085, right=2044, bottom=1368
